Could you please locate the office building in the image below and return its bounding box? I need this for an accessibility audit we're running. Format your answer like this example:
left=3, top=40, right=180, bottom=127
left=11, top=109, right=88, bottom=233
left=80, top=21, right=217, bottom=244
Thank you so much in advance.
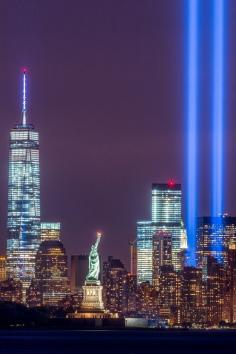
left=152, top=231, right=172, bottom=289
left=27, top=240, right=69, bottom=307
left=158, top=265, right=182, bottom=325
left=152, top=182, right=182, bottom=271
left=6, top=70, right=41, bottom=298
left=202, top=256, right=226, bottom=326
left=137, top=181, right=183, bottom=285
left=70, top=255, right=88, bottom=295
left=0, top=279, right=22, bottom=303
left=137, top=221, right=157, bottom=284
left=0, top=256, right=7, bottom=282
left=41, top=222, right=61, bottom=242
left=103, top=256, right=128, bottom=315
left=196, top=216, right=236, bottom=268
left=227, top=242, right=236, bottom=322
left=129, top=240, right=137, bottom=276
left=181, top=266, right=204, bottom=325
left=136, top=281, right=158, bottom=319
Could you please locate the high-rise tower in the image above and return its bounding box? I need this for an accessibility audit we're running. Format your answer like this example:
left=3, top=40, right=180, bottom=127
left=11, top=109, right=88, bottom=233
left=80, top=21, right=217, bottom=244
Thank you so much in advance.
left=152, top=182, right=182, bottom=271
left=6, top=69, right=41, bottom=299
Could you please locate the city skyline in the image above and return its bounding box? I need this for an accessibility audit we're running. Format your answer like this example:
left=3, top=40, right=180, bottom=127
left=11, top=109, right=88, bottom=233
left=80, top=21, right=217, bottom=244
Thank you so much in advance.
left=1, top=1, right=236, bottom=267
left=1, top=1, right=236, bottom=336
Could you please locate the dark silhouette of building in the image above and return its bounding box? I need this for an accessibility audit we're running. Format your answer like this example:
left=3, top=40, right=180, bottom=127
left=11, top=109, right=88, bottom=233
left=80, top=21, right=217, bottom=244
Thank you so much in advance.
left=129, top=241, right=137, bottom=276
left=70, top=255, right=88, bottom=295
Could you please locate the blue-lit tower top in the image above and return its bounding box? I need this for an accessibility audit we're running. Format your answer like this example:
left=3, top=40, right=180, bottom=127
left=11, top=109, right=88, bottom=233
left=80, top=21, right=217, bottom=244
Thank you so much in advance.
left=6, top=69, right=41, bottom=300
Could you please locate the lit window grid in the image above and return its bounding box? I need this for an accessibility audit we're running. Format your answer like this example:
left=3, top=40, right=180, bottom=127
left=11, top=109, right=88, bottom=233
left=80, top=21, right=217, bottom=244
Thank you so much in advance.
left=152, top=189, right=182, bottom=224
left=137, top=222, right=156, bottom=284
left=196, top=217, right=236, bottom=268
left=7, top=126, right=40, bottom=297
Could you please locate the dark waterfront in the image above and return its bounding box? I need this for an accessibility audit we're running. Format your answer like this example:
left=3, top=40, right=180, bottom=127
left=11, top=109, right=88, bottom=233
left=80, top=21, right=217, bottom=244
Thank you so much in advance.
left=0, top=330, right=236, bottom=354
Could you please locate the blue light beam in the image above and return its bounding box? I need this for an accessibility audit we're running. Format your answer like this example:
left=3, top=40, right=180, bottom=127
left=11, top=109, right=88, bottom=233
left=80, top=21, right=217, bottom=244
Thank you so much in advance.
left=212, top=0, right=225, bottom=218
left=186, top=0, right=199, bottom=266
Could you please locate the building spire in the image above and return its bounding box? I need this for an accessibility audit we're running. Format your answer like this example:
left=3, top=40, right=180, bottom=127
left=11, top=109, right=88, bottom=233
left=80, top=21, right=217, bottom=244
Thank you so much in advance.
left=22, top=68, right=27, bottom=125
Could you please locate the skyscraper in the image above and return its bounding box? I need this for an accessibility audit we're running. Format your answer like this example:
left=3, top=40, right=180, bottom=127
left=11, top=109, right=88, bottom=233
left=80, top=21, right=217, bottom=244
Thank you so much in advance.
left=137, top=181, right=183, bottom=285
left=0, top=256, right=7, bottom=282
left=137, top=221, right=156, bottom=284
left=41, top=222, right=61, bottom=242
left=152, top=182, right=182, bottom=271
left=26, top=240, right=69, bottom=307
left=196, top=216, right=236, bottom=268
left=6, top=70, right=41, bottom=299
left=103, top=256, right=128, bottom=315
left=152, top=231, right=172, bottom=289
left=129, top=240, right=137, bottom=276
left=70, top=255, right=89, bottom=294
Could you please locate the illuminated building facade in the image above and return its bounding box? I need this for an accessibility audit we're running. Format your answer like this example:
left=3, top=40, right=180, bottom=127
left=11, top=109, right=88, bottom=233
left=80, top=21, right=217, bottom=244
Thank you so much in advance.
left=126, top=273, right=137, bottom=315
left=136, top=282, right=158, bottom=319
left=227, top=242, right=236, bottom=323
left=6, top=70, right=41, bottom=298
left=137, top=182, right=183, bottom=285
left=152, top=183, right=182, bottom=271
left=41, top=222, right=61, bottom=242
left=202, top=256, right=226, bottom=326
left=137, top=221, right=156, bottom=284
left=26, top=240, right=69, bottom=307
left=0, top=256, right=7, bottom=282
left=152, top=231, right=172, bottom=290
left=181, top=266, right=204, bottom=325
left=0, top=279, right=22, bottom=303
left=158, top=265, right=182, bottom=325
left=103, top=256, right=128, bottom=315
left=196, top=216, right=236, bottom=268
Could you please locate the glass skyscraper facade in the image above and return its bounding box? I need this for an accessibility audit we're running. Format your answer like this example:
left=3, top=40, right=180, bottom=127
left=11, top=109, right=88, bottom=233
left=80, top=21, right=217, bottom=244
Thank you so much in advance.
left=41, top=222, right=61, bottom=242
left=152, top=183, right=182, bottom=271
left=137, top=221, right=157, bottom=284
left=6, top=71, right=41, bottom=298
left=137, top=182, right=183, bottom=285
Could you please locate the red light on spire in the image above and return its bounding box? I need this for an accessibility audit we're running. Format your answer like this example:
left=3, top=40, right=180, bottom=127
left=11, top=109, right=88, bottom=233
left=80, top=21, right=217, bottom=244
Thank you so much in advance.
left=21, top=67, right=28, bottom=74
left=167, top=178, right=176, bottom=188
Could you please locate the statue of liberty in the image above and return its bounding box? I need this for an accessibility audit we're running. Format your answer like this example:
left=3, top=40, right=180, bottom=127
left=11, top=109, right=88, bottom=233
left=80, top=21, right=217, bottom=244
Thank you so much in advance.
left=86, top=232, right=102, bottom=282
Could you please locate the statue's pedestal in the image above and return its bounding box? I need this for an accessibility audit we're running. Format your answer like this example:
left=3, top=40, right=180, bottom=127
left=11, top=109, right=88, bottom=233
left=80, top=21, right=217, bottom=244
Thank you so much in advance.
left=69, top=280, right=118, bottom=319
left=81, top=280, right=104, bottom=311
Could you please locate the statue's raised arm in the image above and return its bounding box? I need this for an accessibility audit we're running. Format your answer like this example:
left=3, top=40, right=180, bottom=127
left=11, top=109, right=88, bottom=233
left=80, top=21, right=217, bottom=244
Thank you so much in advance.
left=86, top=232, right=102, bottom=282
left=94, top=233, right=101, bottom=250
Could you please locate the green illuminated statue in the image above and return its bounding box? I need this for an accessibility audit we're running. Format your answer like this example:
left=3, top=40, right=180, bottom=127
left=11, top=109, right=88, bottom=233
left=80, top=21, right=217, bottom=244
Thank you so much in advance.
left=86, top=232, right=102, bottom=281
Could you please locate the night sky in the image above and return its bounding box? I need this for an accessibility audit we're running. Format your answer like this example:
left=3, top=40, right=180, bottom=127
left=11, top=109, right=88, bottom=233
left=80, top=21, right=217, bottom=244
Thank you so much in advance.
left=0, top=0, right=236, bottom=267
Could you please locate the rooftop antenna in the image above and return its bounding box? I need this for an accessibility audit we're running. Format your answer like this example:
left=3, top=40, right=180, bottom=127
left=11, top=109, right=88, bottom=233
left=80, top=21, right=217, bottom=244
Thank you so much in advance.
left=22, top=68, right=27, bottom=125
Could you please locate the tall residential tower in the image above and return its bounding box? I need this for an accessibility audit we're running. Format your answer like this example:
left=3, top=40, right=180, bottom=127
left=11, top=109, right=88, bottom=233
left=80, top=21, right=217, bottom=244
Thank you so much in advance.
left=6, top=70, right=41, bottom=298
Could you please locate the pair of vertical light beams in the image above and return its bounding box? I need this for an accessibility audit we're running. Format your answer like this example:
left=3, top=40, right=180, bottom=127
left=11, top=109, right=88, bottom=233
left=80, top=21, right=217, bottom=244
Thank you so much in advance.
left=186, top=0, right=225, bottom=265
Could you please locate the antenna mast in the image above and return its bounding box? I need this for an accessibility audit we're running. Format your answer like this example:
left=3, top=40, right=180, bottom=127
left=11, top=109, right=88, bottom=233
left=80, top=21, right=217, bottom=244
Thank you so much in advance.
left=22, top=69, right=27, bottom=125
